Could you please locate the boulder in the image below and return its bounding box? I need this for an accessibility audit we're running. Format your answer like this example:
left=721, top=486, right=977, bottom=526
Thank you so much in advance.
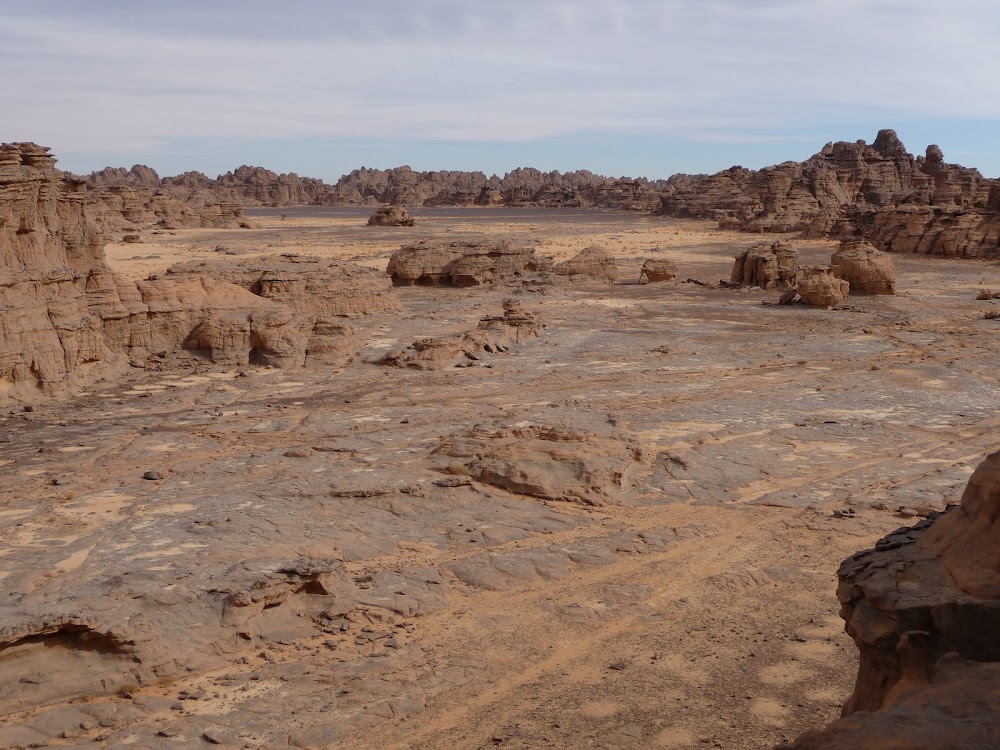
left=552, top=246, right=618, bottom=283
left=830, top=239, right=897, bottom=294
left=639, top=258, right=678, bottom=283
left=366, top=205, right=415, bottom=227
left=730, top=241, right=798, bottom=289
left=386, top=241, right=553, bottom=287
left=796, top=266, right=849, bottom=308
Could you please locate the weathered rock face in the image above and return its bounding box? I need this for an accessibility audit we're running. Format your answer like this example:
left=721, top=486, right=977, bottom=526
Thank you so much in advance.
left=434, top=422, right=649, bottom=506
left=830, top=239, right=897, bottom=295
left=552, top=246, right=619, bottom=283
left=781, top=450, right=1000, bottom=749
left=378, top=299, right=541, bottom=370
left=730, top=241, right=798, bottom=289
left=796, top=266, right=849, bottom=309
left=0, top=143, right=127, bottom=397
left=367, top=205, right=415, bottom=227
left=386, top=241, right=553, bottom=287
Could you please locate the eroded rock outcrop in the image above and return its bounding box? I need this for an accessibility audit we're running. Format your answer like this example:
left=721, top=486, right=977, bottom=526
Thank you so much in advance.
left=378, top=299, right=541, bottom=370
left=830, top=239, right=897, bottom=295
left=386, top=241, right=553, bottom=287
left=434, top=422, right=649, bottom=506
left=367, top=205, right=416, bottom=227
left=796, top=266, right=849, bottom=309
left=730, top=241, right=798, bottom=289
left=552, top=246, right=618, bottom=283
left=781, top=450, right=1000, bottom=749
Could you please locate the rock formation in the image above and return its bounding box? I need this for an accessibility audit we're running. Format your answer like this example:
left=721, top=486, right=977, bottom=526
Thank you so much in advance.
left=730, top=241, right=798, bottom=289
left=659, top=132, right=1000, bottom=259
left=85, top=162, right=668, bottom=211
left=796, top=267, right=849, bottom=309
left=434, top=422, right=649, bottom=506
left=552, top=246, right=619, bottom=283
left=0, top=144, right=399, bottom=401
left=378, top=299, right=541, bottom=370
left=386, top=241, right=553, bottom=287
left=830, top=239, right=897, bottom=295
left=367, top=205, right=416, bottom=227
left=781, top=450, right=1000, bottom=749
left=639, top=257, right=678, bottom=283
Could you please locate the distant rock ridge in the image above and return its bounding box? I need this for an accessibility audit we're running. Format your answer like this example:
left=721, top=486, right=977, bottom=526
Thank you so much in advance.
left=84, top=162, right=669, bottom=211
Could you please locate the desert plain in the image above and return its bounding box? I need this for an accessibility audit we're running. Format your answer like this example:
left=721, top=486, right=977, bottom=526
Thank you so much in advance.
left=2, top=207, right=999, bottom=749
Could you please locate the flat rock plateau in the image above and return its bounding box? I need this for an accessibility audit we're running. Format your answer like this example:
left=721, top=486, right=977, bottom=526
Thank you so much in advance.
left=3, top=153, right=1000, bottom=749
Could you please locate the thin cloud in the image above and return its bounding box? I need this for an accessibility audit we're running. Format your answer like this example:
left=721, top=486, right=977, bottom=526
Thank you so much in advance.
left=2, top=0, right=997, bottom=173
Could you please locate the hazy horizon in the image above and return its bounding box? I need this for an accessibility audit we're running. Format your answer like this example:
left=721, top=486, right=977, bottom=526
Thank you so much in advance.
left=4, top=1, right=999, bottom=180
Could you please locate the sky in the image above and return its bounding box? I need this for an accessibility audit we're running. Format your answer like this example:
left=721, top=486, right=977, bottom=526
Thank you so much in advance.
left=3, top=0, right=998, bottom=181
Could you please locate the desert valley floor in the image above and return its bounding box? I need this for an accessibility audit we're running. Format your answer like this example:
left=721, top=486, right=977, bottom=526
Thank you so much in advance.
left=2, top=208, right=999, bottom=749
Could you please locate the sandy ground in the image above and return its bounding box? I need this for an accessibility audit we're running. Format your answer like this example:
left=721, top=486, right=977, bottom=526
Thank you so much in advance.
left=3, top=209, right=1000, bottom=749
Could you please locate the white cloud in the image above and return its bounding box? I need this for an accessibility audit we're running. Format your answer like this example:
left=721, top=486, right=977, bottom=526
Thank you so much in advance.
left=2, top=1, right=998, bottom=160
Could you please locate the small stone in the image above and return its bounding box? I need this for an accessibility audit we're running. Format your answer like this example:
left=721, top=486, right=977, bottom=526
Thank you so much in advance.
left=203, top=730, right=225, bottom=744
left=608, top=660, right=630, bottom=671
left=897, top=507, right=919, bottom=518
left=142, top=470, right=164, bottom=481
left=283, top=447, right=314, bottom=458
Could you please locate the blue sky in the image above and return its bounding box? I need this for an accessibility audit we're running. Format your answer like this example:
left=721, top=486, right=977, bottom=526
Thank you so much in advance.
left=3, top=1, right=998, bottom=180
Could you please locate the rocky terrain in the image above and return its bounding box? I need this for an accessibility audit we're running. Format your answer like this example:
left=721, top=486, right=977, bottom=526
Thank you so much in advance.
left=2, top=144, right=999, bottom=749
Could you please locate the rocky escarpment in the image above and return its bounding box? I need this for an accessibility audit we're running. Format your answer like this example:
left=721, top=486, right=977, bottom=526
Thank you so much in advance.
left=781, top=450, right=1000, bottom=749
left=0, top=144, right=399, bottom=401
left=660, top=131, right=999, bottom=258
